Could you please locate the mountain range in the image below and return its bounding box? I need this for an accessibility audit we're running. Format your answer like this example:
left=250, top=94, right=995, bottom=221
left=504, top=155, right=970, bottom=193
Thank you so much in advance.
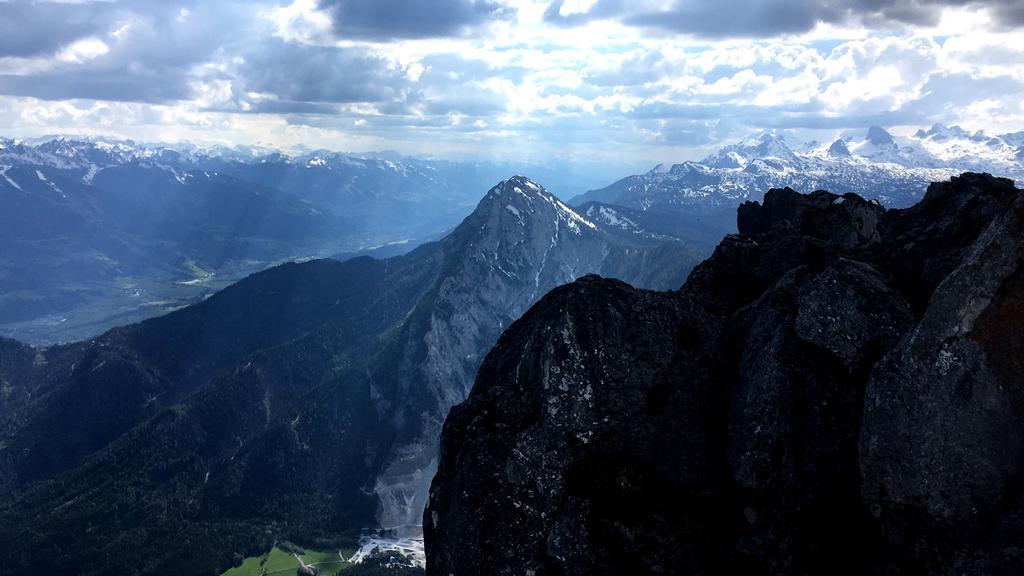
left=0, top=137, right=612, bottom=345
left=572, top=124, right=1024, bottom=214
left=4, top=124, right=1020, bottom=347
left=0, top=176, right=705, bottom=576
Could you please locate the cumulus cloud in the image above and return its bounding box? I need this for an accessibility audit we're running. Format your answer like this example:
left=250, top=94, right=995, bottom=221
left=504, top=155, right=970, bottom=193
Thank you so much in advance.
left=0, top=1, right=250, bottom=103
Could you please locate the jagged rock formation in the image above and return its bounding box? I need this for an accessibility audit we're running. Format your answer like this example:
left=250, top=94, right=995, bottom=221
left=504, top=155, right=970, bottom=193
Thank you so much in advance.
left=866, top=124, right=896, bottom=147
left=828, top=138, right=851, bottom=157
left=425, top=173, right=1024, bottom=575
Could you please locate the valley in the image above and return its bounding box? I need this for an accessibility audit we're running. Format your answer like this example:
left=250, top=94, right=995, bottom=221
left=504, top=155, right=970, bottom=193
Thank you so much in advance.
left=222, top=546, right=355, bottom=576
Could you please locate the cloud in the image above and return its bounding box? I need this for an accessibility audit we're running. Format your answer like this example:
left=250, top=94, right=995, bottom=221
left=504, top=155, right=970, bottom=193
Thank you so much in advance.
left=0, top=1, right=248, bottom=104
left=318, top=0, right=513, bottom=40
left=0, top=1, right=116, bottom=58
left=233, top=41, right=409, bottom=110
left=544, top=0, right=1024, bottom=37
left=266, top=0, right=335, bottom=44
left=906, top=72, right=1024, bottom=122
left=0, top=71, right=188, bottom=103
left=0, top=2, right=521, bottom=127
left=0, top=0, right=1021, bottom=167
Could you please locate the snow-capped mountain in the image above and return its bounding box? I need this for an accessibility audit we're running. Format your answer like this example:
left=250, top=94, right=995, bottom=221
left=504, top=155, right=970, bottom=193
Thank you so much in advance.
left=0, top=136, right=479, bottom=204
left=573, top=125, right=1024, bottom=213
left=836, top=124, right=1024, bottom=176
left=0, top=136, right=611, bottom=200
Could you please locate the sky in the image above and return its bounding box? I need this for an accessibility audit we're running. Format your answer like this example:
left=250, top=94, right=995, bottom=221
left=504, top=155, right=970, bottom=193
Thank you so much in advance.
left=0, top=0, right=1022, bottom=172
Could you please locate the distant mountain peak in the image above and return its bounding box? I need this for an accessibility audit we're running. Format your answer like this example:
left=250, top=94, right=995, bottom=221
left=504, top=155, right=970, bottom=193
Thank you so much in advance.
left=916, top=123, right=967, bottom=140
left=866, top=125, right=896, bottom=147
left=483, top=175, right=546, bottom=204
left=914, top=123, right=997, bottom=145
left=476, top=175, right=597, bottom=234
left=746, top=131, right=790, bottom=150
left=752, top=131, right=791, bottom=147
left=702, top=131, right=795, bottom=168
left=506, top=174, right=543, bottom=190
left=488, top=175, right=557, bottom=204
left=828, top=139, right=851, bottom=157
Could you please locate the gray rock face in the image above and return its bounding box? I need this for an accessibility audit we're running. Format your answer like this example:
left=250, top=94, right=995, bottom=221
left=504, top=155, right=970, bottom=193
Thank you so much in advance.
left=828, top=139, right=852, bottom=157
left=425, top=173, right=1024, bottom=575
left=867, top=125, right=896, bottom=147
left=371, top=176, right=707, bottom=532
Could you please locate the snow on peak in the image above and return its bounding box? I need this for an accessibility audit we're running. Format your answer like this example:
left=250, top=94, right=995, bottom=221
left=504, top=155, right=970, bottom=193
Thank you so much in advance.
left=900, top=125, right=1022, bottom=171
left=703, top=131, right=795, bottom=168
left=482, top=176, right=597, bottom=235
left=913, top=124, right=984, bottom=142
left=582, top=123, right=1023, bottom=216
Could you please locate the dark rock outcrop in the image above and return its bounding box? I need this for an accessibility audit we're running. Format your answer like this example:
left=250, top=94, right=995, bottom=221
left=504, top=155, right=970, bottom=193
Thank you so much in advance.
left=425, top=173, right=1024, bottom=575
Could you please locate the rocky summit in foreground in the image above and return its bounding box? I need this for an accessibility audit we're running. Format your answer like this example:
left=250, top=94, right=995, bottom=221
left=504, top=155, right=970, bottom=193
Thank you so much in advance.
left=425, top=173, right=1024, bottom=575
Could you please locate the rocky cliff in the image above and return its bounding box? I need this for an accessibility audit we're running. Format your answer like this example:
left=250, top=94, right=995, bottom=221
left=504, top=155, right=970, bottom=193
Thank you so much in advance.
left=425, top=173, right=1024, bottom=575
